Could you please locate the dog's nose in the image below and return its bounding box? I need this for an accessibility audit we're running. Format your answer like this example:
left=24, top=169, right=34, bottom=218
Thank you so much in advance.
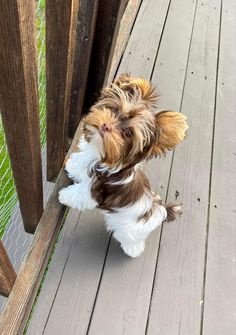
left=101, top=123, right=111, bottom=133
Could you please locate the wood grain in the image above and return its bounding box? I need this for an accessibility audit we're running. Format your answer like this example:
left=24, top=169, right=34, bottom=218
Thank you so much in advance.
left=107, top=0, right=142, bottom=83
left=147, top=1, right=221, bottom=334
left=0, top=124, right=82, bottom=335
left=46, top=0, right=80, bottom=181
left=84, top=0, right=128, bottom=109
left=202, top=0, right=236, bottom=333
left=0, top=241, right=16, bottom=298
left=0, top=0, right=43, bottom=233
left=68, top=0, right=99, bottom=138
left=117, top=0, right=171, bottom=77
left=39, top=210, right=110, bottom=335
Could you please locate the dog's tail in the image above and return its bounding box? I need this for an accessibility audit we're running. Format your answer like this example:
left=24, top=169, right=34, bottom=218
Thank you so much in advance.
left=164, top=203, right=183, bottom=222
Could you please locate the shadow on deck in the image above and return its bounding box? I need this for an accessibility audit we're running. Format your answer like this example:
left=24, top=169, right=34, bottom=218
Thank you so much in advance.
left=27, top=0, right=236, bottom=334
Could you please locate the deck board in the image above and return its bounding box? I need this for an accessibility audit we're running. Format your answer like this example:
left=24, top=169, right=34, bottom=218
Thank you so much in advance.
left=202, top=0, right=236, bottom=333
left=27, top=209, right=110, bottom=335
left=118, top=0, right=171, bottom=77
left=147, top=1, right=222, bottom=334
left=26, top=0, right=236, bottom=334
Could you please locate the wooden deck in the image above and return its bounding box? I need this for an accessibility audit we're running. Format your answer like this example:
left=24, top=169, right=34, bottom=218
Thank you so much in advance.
left=26, top=0, right=236, bottom=334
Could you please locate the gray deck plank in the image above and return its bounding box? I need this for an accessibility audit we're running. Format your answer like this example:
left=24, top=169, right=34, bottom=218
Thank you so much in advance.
left=27, top=209, right=109, bottom=335
left=87, top=0, right=198, bottom=334
left=146, top=1, right=222, bottom=334
left=43, top=211, right=109, bottom=335
left=108, top=0, right=142, bottom=83
left=202, top=0, right=236, bottom=333
left=117, top=0, right=171, bottom=77
left=27, top=209, right=81, bottom=334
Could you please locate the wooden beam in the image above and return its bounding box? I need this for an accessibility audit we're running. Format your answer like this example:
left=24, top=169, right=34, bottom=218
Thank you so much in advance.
left=84, top=0, right=128, bottom=109
left=0, top=241, right=16, bottom=298
left=0, top=0, right=43, bottom=233
left=46, top=0, right=80, bottom=181
left=0, top=124, right=82, bottom=335
left=68, top=0, right=99, bottom=139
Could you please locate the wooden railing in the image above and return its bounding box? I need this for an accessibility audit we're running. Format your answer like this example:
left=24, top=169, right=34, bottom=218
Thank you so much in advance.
left=0, top=0, right=139, bottom=333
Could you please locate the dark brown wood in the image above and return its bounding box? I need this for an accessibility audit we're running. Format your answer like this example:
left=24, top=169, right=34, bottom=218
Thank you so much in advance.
left=0, top=241, right=16, bottom=298
left=0, top=0, right=43, bottom=233
left=46, top=0, right=80, bottom=181
left=84, top=0, right=128, bottom=109
left=0, top=124, right=82, bottom=335
left=68, top=0, right=99, bottom=138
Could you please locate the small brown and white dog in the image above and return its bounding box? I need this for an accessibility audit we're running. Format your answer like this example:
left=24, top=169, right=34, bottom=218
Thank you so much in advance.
left=59, top=74, right=188, bottom=257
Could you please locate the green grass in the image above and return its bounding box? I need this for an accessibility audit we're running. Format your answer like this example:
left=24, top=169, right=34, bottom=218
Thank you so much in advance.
left=0, top=0, right=46, bottom=237
left=0, top=127, right=17, bottom=237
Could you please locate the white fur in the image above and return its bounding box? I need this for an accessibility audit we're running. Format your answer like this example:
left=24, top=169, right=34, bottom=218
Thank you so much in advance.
left=59, top=138, right=167, bottom=258
left=109, top=172, right=135, bottom=185
left=104, top=195, right=166, bottom=257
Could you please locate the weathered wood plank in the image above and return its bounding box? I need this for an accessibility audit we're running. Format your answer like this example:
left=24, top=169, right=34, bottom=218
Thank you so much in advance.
left=107, top=0, right=142, bottom=83
left=84, top=0, right=128, bottom=108
left=0, top=125, right=82, bottom=335
left=87, top=0, right=197, bottom=333
left=46, top=0, right=80, bottom=181
left=68, top=0, right=99, bottom=138
left=146, top=1, right=221, bottom=334
left=0, top=241, right=16, bottom=298
left=117, top=0, right=171, bottom=77
left=26, top=209, right=81, bottom=334
left=38, top=211, right=109, bottom=335
left=202, top=1, right=236, bottom=333
left=0, top=0, right=43, bottom=233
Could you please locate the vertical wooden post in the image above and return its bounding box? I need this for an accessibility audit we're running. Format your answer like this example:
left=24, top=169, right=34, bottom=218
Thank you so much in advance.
left=46, top=0, right=80, bottom=181
left=68, top=0, right=99, bottom=139
left=84, top=0, right=129, bottom=109
left=0, top=241, right=16, bottom=297
left=0, top=1, right=43, bottom=233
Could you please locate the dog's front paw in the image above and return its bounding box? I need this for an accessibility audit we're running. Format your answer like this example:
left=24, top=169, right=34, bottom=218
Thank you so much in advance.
left=122, top=242, right=145, bottom=258
left=58, top=187, right=73, bottom=207
left=65, top=154, right=81, bottom=182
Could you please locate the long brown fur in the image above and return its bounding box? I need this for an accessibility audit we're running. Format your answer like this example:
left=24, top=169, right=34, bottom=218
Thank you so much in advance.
left=84, top=74, right=188, bottom=170
left=91, top=168, right=151, bottom=212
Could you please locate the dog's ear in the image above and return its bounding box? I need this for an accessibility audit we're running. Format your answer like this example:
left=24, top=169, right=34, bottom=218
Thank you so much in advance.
left=150, top=111, right=188, bottom=157
left=115, top=73, right=158, bottom=107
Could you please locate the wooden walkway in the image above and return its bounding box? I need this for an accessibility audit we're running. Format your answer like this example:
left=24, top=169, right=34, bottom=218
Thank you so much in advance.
left=27, top=0, right=236, bottom=334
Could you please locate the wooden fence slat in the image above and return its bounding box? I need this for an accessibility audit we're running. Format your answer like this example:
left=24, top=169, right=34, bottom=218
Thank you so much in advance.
left=84, top=0, right=129, bottom=109
left=0, top=241, right=16, bottom=298
left=68, top=0, right=100, bottom=139
left=0, top=1, right=43, bottom=233
left=46, top=0, right=80, bottom=182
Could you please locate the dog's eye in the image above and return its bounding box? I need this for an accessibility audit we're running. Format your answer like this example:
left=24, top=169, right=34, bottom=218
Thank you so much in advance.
left=123, top=128, right=133, bottom=138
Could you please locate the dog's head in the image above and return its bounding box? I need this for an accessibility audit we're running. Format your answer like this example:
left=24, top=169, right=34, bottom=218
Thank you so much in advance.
left=83, top=74, right=188, bottom=169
